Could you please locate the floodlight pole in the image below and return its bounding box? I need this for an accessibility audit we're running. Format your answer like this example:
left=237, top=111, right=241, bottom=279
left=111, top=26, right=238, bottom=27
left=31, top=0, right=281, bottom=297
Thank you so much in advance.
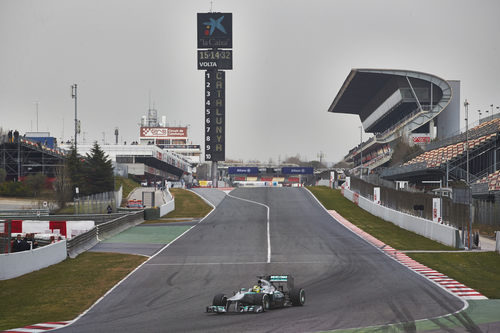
left=464, top=99, right=472, bottom=249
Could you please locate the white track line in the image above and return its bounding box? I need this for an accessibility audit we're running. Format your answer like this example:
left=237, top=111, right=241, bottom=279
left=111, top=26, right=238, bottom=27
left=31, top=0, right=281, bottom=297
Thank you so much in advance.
left=146, top=261, right=328, bottom=266
left=53, top=190, right=219, bottom=331
left=227, top=193, right=272, bottom=263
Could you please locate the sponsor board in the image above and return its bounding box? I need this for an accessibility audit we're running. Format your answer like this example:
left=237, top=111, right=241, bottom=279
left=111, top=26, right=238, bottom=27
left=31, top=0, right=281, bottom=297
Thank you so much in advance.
left=228, top=167, right=259, bottom=174
left=140, top=127, right=187, bottom=138
left=197, top=13, right=232, bottom=48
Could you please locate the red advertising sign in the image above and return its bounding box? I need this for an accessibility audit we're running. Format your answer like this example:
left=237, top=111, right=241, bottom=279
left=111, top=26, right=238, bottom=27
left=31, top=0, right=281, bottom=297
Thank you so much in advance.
left=140, top=127, right=187, bottom=138
left=353, top=192, right=359, bottom=205
left=412, top=136, right=431, bottom=143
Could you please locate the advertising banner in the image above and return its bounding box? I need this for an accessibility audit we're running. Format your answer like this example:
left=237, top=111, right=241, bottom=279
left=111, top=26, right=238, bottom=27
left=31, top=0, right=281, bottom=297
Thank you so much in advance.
left=228, top=167, right=259, bottom=174
left=197, top=13, right=232, bottom=48
left=374, top=187, right=381, bottom=205
left=140, top=127, right=187, bottom=138
left=281, top=167, right=313, bottom=175
left=411, top=134, right=431, bottom=144
left=345, top=177, right=351, bottom=190
left=432, top=198, right=442, bottom=223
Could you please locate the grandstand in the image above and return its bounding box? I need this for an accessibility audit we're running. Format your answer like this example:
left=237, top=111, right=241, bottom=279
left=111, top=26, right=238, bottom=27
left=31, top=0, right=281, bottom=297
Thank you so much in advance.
left=65, top=144, right=193, bottom=182
left=0, top=133, right=66, bottom=181
left=329, top=69, right=461, bottom=173
left=381, top=116, right=500, bottom=189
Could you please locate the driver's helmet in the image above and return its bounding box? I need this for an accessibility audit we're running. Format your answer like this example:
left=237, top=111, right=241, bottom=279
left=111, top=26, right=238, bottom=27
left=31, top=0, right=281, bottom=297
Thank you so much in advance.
left=252, top=285, right=261, bottom=293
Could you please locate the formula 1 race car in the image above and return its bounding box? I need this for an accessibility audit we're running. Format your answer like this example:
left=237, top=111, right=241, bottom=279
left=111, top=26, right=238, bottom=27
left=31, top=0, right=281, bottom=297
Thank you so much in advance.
left=206, top=275, right=305, bottom=314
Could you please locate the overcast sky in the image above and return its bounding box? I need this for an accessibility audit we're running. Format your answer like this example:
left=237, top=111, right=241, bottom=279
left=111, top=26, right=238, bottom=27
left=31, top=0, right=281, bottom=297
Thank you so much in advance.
left=1, top=0, right=500, bottom=164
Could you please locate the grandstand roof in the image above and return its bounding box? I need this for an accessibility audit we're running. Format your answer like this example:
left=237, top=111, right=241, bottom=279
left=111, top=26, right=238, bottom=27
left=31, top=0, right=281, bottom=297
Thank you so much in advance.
left=328, top=69, right=452, bottom=134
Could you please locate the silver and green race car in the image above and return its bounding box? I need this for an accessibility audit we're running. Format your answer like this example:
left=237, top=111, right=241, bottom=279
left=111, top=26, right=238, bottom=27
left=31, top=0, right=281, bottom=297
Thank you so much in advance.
left=206, top=275, right=305, bottom=314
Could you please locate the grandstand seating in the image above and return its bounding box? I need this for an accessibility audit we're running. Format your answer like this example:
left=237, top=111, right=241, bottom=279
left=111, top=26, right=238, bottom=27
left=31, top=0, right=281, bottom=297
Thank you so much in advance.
left=475, top=170, right=500, bottom=191
left=404, top=133, right=497, bottom=168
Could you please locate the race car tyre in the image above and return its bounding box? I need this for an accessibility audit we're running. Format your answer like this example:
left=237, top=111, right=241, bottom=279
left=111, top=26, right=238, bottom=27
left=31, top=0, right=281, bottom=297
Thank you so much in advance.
left=212, top=293, right=227, bottom=307
left=255, top=293, right=270, bottom=311
left=290, top=288, right=305, bottom=306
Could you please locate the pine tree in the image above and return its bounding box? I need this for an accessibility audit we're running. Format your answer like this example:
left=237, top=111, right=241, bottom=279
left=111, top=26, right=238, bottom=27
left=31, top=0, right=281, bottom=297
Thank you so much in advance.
left=82, top=142, right=114, bottom=195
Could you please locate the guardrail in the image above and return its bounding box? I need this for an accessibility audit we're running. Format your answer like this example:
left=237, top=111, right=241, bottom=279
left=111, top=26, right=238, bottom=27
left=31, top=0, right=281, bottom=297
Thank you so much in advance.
left=0, top=213, right=128, bottom=224
left=0, top=209, right=50, bottom=216
left=66, top=211, right=144, bottom=258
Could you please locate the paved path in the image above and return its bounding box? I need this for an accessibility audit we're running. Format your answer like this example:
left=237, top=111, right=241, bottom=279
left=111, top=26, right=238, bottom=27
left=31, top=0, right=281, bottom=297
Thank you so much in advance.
left=89, top=223, right=191, bottom=257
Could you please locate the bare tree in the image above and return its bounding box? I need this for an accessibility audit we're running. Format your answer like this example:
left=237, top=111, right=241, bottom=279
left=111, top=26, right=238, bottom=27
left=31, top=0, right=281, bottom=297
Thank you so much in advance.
left=54, top=166, right=72, bottom=209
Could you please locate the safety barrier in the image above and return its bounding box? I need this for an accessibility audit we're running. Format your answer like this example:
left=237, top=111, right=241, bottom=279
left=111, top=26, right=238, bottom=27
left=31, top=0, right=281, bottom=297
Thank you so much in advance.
left=0, top=240, right=67, bottom=280
left=497, top=232, right=500, bottom=254
left=0, top=213, right=127, bottom=225
left=0, top=209, right=50, bottom=216
left=343, top=188, right=461, bottom=248
left=159, top=188, right=175, bottom=217
left=66, top=227, right=99, bottom=259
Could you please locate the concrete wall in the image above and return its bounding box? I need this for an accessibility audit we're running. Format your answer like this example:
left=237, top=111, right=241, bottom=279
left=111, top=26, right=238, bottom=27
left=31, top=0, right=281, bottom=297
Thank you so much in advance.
left=159, top=188, right=175, bottom=217
left=437, top=80, right=460, bottom=140
left=497, top=231, right=500, bottom=253
left=0, top=240, right=67, bottom=280
left=343, top=188, right=460, bottom=248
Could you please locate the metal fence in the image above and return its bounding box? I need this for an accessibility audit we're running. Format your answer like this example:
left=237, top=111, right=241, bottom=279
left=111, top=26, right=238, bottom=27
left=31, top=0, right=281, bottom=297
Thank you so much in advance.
left=349, top=177, right=469, bottom=229
left=350, top=176, right=500, bottom=228
left=74, top=191, right=116, bottom=214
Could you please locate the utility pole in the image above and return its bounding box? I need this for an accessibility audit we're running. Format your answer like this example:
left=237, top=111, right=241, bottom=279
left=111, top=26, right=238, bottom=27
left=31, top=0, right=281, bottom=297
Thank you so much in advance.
left=71, top=84, right=78, bottom=154
left=36, top=101, right=39, bottom=132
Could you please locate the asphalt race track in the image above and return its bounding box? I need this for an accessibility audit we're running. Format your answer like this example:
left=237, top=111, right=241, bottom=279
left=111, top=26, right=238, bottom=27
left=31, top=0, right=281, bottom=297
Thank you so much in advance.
left=58, top=188, right=464, bottom=332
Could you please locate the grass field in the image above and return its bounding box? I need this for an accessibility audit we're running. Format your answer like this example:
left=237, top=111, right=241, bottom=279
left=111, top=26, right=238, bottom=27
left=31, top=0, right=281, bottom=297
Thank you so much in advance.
left=308, top=186, right=455, bottom=251
left=115, top=176, right=140, bottom=200
left=0, top=252, right=146, bottom=331
left=308, top=186, right=500, bottom=299
left=408, top=252, right=500, bottom=299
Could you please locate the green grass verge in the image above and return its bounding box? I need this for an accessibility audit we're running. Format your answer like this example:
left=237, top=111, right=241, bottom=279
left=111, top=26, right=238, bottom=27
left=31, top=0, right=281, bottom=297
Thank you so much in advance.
left=408, top=252, right=500, bottom=299
left=115, top=176, right=140, bottom=200
left=161, top=188, right=212, bottom=219
left=308, top=186, right=455, bottom=251
left=0, top=252, right=146, bottom=331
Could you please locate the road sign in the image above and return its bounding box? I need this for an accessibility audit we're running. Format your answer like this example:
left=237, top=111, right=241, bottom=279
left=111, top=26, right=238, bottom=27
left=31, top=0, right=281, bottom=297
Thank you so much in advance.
left=197, top=13, right=232, bottom=48
left=198, top=49, right=232, bottom=70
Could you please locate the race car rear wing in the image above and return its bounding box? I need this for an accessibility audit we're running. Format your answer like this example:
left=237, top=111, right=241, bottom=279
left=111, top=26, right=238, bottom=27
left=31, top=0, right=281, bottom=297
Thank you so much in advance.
left=259, top=275, right=294, bottom=289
